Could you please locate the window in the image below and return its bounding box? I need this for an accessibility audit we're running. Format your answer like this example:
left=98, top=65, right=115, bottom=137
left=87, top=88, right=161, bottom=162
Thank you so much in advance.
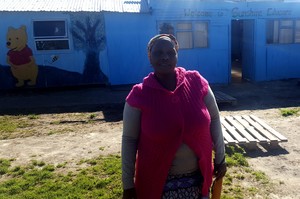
left=177, top=23, right=193, bottom=49
left=194, top=23, right=208, bottom=48
left=33, top=20, right=70, bottom=51
left=295, top=20, right=300, bottom=43
left=158, top=21, right=208, bottom=49
left=266, top=19, right=300, bottom=44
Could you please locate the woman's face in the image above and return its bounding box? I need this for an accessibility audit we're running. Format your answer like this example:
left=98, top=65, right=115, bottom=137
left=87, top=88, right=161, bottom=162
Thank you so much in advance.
left=149, top=38, right=178, bottom=75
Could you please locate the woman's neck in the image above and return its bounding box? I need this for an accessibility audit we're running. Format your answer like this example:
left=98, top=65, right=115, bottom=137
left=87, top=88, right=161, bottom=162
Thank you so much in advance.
left=154, top=72, right=177, bottom=91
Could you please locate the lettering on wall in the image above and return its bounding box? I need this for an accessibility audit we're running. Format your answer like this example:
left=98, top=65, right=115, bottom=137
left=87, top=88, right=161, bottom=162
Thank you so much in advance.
left=232, top=7, right=292, bottom=18
left=266, top=8, right=292, bottom=16
left=232, top=7, right=263, bottom=18
left=183, top=8, right=292, bottom=18
left=184, top=9, right=212, bottom=17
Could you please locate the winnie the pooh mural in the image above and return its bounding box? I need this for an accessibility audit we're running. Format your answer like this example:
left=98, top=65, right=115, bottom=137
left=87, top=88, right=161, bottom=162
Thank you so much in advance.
left=6, top=25, right=38, bottom=87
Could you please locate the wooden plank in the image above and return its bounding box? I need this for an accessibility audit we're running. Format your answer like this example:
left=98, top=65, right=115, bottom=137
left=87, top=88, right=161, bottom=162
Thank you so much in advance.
left=233, top=116, right=269, bottom=143
left=217, top=93, right=227, bottom=100
left=221, top=118, right=248, bottom=143
left=249, top=115, right=288, bottom=142
left=221, top=126, right=237, bottom=145
left=215, top=91, right=236, bottom=100
left=215, top=92, right=233, bottom=101
left=220, top=115, right=287, bottom=149
left=224, top=116, right=258, bottom=144
left=242, top=115, right=279, bottom=143
left=214, top=91, right=237, bottom=105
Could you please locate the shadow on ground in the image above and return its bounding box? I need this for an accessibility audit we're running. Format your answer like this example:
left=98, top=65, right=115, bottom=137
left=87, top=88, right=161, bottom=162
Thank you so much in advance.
left=213, top=78, right=300, bottom=111
left=0, top=79, right=299, bottom=122
left=0, top=85, right=129, bottom=122
left=243, top=144, right=289, bottom=158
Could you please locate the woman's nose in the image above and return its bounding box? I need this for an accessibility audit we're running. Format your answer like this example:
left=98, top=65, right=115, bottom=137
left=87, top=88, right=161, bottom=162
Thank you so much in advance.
left=161, top=52, right=169, bottom=60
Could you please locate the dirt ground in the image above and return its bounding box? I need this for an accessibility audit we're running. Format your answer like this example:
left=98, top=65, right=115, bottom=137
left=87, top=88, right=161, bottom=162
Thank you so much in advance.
left=0, top=79, right=299, bottom=198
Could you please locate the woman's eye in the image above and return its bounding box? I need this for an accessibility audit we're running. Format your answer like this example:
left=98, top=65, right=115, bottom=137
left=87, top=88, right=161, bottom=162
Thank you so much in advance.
left=168, top=51, right=176, bottom=57
left=153, top=51, right=176, bottom=57
left=153, top=51, right=162, bottom=57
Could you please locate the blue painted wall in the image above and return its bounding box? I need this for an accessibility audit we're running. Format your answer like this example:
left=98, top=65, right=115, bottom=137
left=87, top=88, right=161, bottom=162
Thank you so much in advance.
left=231, top=2, right=300, bottom=82
left=104, top=12, right=155, bottom=85
left=148, top=2, right=232, bottom=84
left=0, top=11, right=110, bottom=89
left=1, top=1, right=300, bottom=90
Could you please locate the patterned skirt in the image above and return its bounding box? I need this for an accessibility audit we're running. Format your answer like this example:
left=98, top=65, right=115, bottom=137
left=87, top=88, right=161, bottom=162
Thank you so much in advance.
left=162, top=170, right=203, bottom=199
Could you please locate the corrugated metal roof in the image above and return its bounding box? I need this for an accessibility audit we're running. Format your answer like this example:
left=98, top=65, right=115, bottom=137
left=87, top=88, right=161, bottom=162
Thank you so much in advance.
left=0, top=0, right=149, bottom=13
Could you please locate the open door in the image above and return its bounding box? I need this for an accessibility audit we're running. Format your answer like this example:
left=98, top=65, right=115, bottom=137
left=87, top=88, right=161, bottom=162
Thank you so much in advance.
left=242, top=20, right=255, bottom=81
left=231, top=19, right=255, bottom=83
left=231, top=20, right=243, bottom=83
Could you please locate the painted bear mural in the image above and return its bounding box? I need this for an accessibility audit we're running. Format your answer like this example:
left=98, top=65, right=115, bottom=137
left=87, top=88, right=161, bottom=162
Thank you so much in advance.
left=6, top=25, right=38, bottom=87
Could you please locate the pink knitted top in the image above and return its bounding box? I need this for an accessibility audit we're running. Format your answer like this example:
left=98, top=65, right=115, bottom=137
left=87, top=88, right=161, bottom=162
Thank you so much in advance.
left=126, top=67, right=213, bottom=198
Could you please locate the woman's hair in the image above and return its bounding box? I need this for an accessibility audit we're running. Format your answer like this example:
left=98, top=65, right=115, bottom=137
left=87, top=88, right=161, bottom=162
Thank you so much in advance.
left=147, top=34, right=179, bottom=58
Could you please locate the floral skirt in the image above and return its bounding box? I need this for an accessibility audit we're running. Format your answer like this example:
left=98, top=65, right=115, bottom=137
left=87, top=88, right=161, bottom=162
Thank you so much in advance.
left=162, top=170, right=203, bottom=199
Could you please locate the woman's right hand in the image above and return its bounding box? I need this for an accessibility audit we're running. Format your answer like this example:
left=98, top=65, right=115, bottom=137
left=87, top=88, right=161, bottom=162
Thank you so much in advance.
left=122, top=188, right=137, bottom=199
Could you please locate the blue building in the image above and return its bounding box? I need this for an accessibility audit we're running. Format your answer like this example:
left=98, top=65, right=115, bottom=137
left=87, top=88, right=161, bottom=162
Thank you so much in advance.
left=0, top=0, right=299, bottom=90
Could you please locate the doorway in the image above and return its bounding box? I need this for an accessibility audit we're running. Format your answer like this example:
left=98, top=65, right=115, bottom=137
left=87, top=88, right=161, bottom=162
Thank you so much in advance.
left=231, top=19, right=255, bottom=83
left=231, top=20, right=243, bottom=83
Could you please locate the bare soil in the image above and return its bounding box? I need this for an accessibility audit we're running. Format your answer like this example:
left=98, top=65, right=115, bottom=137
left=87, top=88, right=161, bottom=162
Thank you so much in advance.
left=0, top=79, right=299, bottom=198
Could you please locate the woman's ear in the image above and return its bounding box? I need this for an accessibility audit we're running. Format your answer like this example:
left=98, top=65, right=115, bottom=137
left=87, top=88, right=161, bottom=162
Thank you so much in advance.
left=148, top=53, right=153, bottom=66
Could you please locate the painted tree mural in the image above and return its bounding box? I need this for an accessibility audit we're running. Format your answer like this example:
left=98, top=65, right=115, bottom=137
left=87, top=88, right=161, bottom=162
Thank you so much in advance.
left=71, top=13, right=108, bottom=84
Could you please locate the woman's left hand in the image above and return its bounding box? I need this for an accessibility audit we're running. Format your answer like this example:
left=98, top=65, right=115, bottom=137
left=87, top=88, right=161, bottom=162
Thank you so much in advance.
left=213, top=161, right=227, bottom=179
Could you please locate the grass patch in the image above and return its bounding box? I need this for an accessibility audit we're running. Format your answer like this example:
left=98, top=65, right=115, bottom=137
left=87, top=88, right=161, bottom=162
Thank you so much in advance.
left=0, top=116, right=19, bottom=133
left=0, top=145, right=274, bottom=199
left=220, top=145, right=273, bottom=199
left=99, top=147, right=105, bottom=151
left=1, top=146, right=273, bottom=199
left=0, top=115, right=36, bottom=139
left=0, top=112, right=111, bottom=139
left=89, top=114, right=97, bottom=120
left=28, top=114, right=39, bottom=120
left=280, top=108, right=299, bottom=117
left=0, top=155, right=122, bottom=199
left=0, top=159, right=11, bottom=175
left=0, top=111, right=275, bottom=199
left=252, top=171, right=269, bottom=184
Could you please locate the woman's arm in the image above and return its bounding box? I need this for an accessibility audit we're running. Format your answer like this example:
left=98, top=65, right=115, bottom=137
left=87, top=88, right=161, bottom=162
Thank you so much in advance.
left=204, top=87, right=225, bottom=164
left=204, top=87, right=227, bottom=179
left=122, top=102, right=141, bottom=190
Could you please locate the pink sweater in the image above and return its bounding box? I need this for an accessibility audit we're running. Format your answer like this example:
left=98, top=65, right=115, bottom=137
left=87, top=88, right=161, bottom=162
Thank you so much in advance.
left=126, top=67, right=213, bottom=198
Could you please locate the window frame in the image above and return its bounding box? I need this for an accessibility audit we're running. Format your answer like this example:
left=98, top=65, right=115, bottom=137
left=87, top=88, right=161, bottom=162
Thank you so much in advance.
left=32, top=19, right=71, bottom=51
left=157, top=20, right=209, bottom=49
left=266, top=18, right=300, bottom=45
left=295, top=20, right=300, bottom=43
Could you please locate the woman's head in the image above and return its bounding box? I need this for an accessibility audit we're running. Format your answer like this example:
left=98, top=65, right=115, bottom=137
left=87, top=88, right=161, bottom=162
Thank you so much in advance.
left=147, top=34, right=179, bottom=57
left=147, top=34, right=179, bottom=75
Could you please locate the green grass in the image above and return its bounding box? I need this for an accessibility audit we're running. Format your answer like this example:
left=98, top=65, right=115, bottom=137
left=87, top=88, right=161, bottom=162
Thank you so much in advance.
left=0, top=114, right=92, bottom=139
left=0, top=155, right=122, bottom=199
left=0, top=159, right=11, bottom=175
left=220, top=145, right=272, bottom=199
left=28, top=114, right=39, bottom=120
left=89, top=114, right=97, bottom=120
left=280, top=108, right=299, bottom=117
left=0, top=115, right=36, bottom=139
left=0, top=116, right=20, bottom=133
left=0, top=145, right=273, bottom=199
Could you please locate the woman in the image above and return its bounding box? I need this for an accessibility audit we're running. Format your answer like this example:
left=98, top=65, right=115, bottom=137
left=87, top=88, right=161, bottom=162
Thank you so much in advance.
left=122, top=34, right=226, bottom=199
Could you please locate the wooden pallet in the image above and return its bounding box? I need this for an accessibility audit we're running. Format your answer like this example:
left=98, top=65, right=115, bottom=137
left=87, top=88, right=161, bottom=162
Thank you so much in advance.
left=214, top=91, right=237, bottom=105
left=221, top=115, right=288, bottom=149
